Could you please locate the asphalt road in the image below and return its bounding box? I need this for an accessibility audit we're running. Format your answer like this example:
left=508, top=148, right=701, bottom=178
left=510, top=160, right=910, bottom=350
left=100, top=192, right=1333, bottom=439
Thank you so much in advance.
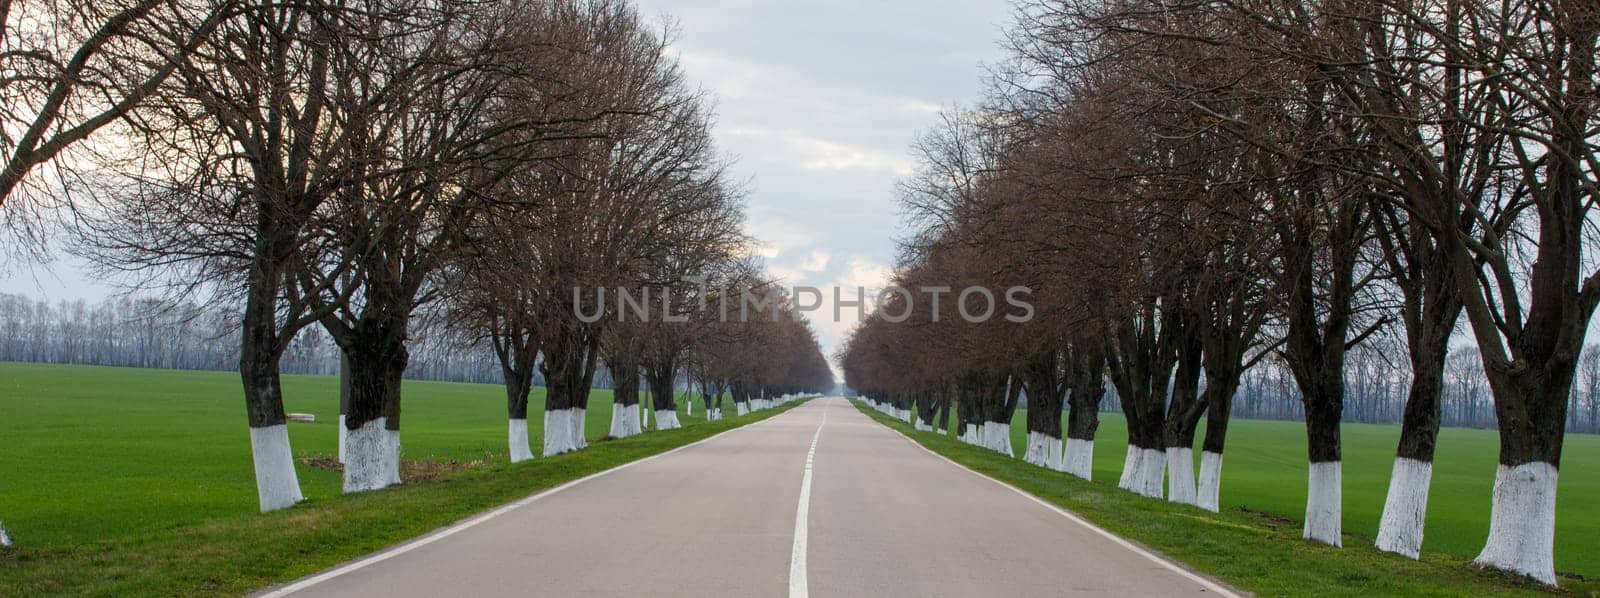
left=259, top=397, right=1236, bottom=597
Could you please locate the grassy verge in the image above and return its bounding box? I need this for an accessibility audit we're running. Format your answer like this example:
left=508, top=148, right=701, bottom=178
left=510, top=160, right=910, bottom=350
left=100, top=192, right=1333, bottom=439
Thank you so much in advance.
left=0, top=362, right=723, bottom=549
left=853, top=400, right=1599, bottom=597
left=996, top=407, right=1600, bottom=576
left=0, top=399, right=804, bottom=596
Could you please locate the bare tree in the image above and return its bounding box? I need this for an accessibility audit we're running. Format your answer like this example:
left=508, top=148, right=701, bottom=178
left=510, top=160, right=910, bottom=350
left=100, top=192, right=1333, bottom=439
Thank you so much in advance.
left=78, top=0, right=414, bottom=511
left=1, top=0, right=234, bottom=242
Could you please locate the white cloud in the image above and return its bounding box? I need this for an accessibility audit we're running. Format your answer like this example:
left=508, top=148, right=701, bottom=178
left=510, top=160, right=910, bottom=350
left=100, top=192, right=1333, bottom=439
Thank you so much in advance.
left=835, top=255, right=894, bottom=293
left=730, top=127, right=914, bottom=176
left=897, top=99, right=944, bottom=115
left=800, top=250, right=831, bottom=272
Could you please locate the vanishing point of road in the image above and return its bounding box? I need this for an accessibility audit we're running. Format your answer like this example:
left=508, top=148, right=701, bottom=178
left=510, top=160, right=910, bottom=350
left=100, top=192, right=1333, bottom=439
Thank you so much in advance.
left=258, top=398, right=1237, bottom=597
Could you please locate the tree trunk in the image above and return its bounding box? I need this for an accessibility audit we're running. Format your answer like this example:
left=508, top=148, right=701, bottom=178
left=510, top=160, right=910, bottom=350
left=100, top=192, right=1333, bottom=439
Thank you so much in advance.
left=541, top=326, right=585, bottom=456
left=1376, top=336, right=1450, bottom=557
left=1474, top=370, right=1574, bottom=586
left=1164, top=329, right=1206, bottom=506
left=503, top=359, right=535, bottom=463
left=1064, top=348, right=1105, bottom=481
left=1106, top=312, right=1176, bottom=499
left=649, top=361, right=680, bottom=430
left=1021, top=354, right=1066, bottom=470
left=568, top=334, right=600, bottom=450
left=935, top=391, right=951, bottom=433
left=240, top=273, right=303, bottom=512
left=914, top=392, right=938, bottom=431
left=341, top=318, right=409, bottom=494
left=1299, top=366, right=1345, bottom=546
left=1280, top=205, right=1359, bottom=547
left=497, top=329, right=537, bottom=463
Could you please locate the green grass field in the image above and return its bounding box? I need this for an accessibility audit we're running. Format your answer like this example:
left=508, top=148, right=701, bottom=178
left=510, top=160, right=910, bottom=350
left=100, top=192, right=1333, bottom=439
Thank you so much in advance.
left=866, top=401, right=1599, bottom=596
left=0, top=361, right=721, bottom=550
left=986, top=408, right=1600, bottom=578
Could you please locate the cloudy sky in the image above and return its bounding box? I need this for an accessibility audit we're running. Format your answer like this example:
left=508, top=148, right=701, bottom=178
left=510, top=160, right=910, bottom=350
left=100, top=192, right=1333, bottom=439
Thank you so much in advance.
left=2, top=0, right=1018, bottom=373
left=631, top=0, right=1015, bottom=363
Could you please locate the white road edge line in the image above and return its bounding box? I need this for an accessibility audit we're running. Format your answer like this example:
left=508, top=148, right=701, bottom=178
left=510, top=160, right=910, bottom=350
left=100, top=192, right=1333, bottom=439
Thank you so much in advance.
left=789, top=399, right=829, bottom=598
left=864, top=406, right=1243, bottom=598
left=254, top=405, right=801, bottom=597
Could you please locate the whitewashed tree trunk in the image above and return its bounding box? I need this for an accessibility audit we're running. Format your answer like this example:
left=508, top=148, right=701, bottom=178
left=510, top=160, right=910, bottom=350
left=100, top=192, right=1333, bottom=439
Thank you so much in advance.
left=1118, top=445, right=1141, bottom=491
left=1063, top=438, right=1094, bottom=480
left=983, top=421, right=1013, bottom=456
left=570, top=408, right=587, bottom=450
left=1023, top=431, right=1064, bottom=470
left=736, top=402, right=749, bottom=416
left=343, top=418, right=400, bottom=493
left=1304, top=461, right=1342, bottom=546
left=1138, top=448, right=1165, bottom=499
left=1474, top=462, right=1558, bottom=586
left=610, top=405, right=641, bottom=438
left=1375, top=457, right=1433, bottom=559
left=508, top=418, right=533, bottom=463
left=1166, top=447, right=1197, bottom=505
left=1196, top=451, right=1223, bottom=512
left=655, top=409, right=681, bottom=430
left=250, top=424, right=305, bottom=510
left=544, top=409, right=576, bottom=456
left=639, top=403, right=649, bottom=428
left=384, top=428, right=402, bottom=486
left=0, top=520, right=10, bottom=547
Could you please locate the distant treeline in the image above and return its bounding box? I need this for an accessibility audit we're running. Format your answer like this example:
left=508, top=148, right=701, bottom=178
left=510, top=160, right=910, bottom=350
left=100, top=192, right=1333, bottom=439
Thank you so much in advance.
left=0, top=293, right=504, bottom=384
left=7, top=292, right=1599, bottom=434
left=1049, top=340, right=1599, bottom=435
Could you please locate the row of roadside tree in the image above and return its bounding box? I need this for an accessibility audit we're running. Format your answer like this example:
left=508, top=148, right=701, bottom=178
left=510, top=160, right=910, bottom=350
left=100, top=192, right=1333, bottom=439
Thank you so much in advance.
left=843, top=0, right=1597, bottom=586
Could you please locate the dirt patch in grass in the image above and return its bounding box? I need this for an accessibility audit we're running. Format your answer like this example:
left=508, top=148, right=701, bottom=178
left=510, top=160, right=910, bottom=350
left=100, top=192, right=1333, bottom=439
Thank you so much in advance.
left=1240, top=507, right=1295, bottom=531
left=297, top=454, right=499, bottom=483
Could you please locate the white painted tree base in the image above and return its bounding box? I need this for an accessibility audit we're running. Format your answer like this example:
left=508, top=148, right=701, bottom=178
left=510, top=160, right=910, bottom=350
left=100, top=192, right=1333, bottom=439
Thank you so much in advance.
left=1197, top=451, right=1223, bottom=512
left=736, top=403, right=749, bottom=416
left=543, top=409, right=579, bottom=456
left=0, top=520, right=9, bottom=547
left=655, top=409, right=681, bottom=430
left=1474, top=462, right=1558, bottom=586
left=982, top=421, right=1013, bottom=457
left=508, top=418, right=533, bottom=463
left=571, top=408, right=587, bottom=450
left=1064, top=438, right=1094, bottom=480
left=1304, top=461, right=1342, bottom=546
left=1024, top=431, right=1064, bottom=470
left=1138, top=448, right=1165, bottom=499
left=1375, top=457, right=1433, bottom=559
left=1166, top=447, right=1196, bottom=505
left=343, top=418, right=400, bottom=494
left=610, top=405, right=642, bottom=438
left=1118, top=444, right=1141, bottom=491
left=962, top=423, right=979, bottom=445
left=914, top=420, right=933, bottom=432
left=250, top=424, right=305, bottom=511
